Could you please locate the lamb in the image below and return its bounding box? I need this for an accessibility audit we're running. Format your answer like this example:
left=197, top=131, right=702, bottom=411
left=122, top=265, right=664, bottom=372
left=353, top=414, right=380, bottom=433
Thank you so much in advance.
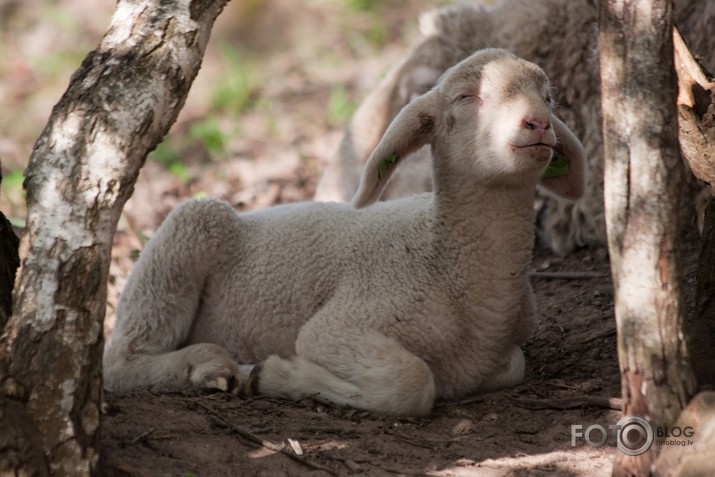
left=103, top=48, right=586, bottom=416
left=314, top=0, right=713, bottom=255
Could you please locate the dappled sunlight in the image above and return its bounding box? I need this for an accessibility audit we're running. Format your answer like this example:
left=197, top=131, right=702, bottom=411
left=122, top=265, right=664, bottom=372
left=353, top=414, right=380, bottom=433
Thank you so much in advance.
left=5, top=0, right=711, bottom=475
left=431, top=447, right=615, bottom=476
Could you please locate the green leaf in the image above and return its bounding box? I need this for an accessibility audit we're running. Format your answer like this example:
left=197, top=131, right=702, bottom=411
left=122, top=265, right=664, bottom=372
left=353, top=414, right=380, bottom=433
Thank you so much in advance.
left=543, top=150, right=569, bottom=178
left=327, top=87, right=358, bottom=126
left=377, top=152, right=399, bottom=179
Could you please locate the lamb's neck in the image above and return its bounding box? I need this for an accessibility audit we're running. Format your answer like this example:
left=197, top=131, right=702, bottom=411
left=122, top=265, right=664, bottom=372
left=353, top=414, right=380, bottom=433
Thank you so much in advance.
left=433, top=183, right=537, bottom=290
left=435, top=181, right=537, bottom=237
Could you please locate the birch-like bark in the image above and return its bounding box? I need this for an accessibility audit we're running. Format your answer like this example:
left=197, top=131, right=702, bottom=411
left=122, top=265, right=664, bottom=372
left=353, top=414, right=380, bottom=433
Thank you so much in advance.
left=0, top=0, right=227, bottom=475
left=599, top=0, right=696, bottom=474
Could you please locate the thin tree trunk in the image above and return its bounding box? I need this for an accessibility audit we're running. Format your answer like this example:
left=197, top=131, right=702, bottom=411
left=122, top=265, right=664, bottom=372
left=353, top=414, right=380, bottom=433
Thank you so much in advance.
left=0, top=164, right=20, bottom=331
left=0, top=0, right=228, bottom=475
left=599, top=0, right=697, bottom=475
left=692, top=199, right=715, bottom=383
left=0, top=212, right=19, bottom=331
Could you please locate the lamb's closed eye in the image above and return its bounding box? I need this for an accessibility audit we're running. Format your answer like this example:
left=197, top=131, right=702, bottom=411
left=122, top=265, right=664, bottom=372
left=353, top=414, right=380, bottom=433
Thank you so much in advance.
left=104, top=48, right=585, bottom=417
left=313, top=0, right=605, bottom=256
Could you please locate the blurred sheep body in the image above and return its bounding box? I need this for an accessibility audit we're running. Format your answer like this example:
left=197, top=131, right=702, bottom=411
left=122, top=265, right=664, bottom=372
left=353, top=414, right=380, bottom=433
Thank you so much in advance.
left=315, top=0, right=713, bottom=255
left=103, top=49, right=586, bottom=416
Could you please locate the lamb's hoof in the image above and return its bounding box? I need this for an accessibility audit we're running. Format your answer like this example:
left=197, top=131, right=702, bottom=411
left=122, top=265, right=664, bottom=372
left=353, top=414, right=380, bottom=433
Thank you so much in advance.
left=201, top=375, right=240, bottom=394
left=241, top=362, right=263, bottom=397
left=204, top=376, right=229, bottom=392
left=182, top=343, right=242, bottom=394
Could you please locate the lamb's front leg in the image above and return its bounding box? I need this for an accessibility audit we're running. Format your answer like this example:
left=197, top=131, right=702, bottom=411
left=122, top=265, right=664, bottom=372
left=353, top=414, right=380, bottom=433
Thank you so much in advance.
left=244, top=327, right=436, bottom=416
left=104, top=341, right=244, bottom=393
left=103, top=198, right=243, bottom=394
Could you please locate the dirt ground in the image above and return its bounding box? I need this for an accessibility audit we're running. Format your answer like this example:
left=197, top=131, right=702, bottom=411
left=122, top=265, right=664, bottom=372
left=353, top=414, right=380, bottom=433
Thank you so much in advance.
left=0, top=1, right=705, bottom=476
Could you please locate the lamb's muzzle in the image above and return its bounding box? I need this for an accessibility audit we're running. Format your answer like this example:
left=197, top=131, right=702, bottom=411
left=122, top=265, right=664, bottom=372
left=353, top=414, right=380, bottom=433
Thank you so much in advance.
left=103, top=48, right=586, bottom=416
left=312, top=0, right=604, bottom=254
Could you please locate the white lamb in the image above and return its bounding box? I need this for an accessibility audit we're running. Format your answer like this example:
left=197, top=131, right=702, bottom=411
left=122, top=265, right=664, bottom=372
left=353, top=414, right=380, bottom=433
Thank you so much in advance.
left=103, top=49, right=586, bottom=416
left=315, top=0, right=713, bottom=255
left=315, top=0, right=601, bottom=259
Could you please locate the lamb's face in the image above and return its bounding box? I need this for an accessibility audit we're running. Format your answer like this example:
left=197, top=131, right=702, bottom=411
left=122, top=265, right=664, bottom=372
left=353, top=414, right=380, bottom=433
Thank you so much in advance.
left=439, top=51, right=556, bottom=187
left=352, top=49, right=584, bottom=209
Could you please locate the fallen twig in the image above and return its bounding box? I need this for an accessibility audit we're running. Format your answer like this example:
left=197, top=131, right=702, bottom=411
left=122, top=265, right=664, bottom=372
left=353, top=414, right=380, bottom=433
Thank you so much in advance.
left=193, top=399, right=338, bottom=476
left=104, top=458, right=153, bottom=477
left=342, top=458, right=363, bottom=474
left=510, top=395, right=623, bottom=411
left=130, top=427, right=155, bottom=444
left=530, top=271, right=608, bottom=279
left=279, top=392, right=321, bottom=408
left=333, top=456, right=420, bottom=475
left=435, top=394, right=485, bottom=408
left=392, top=432, right=444, bottom=450
left=579, top=327, right=617, bottom=344
left=297, top=425, right=361, bottom=437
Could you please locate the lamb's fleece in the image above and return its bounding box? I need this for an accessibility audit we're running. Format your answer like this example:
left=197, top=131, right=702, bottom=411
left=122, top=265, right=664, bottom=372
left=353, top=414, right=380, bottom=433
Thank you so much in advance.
left=103, top=49, right=586, bottom=416
left=314, top=0, right=714, bottom=255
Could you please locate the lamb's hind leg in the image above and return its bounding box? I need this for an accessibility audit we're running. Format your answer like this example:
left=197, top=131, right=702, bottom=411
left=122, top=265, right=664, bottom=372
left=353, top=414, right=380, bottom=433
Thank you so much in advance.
left=477, top=345, right=525, bottom=393
left=245, top=330, right=436, bottom=416
left=103, top=198, right=242, bottom=394
left=475, top=284, right=534, bottom=393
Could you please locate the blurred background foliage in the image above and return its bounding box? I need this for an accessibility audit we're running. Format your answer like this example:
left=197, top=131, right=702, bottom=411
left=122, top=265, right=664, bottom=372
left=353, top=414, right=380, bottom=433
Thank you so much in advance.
left=0, top=0, right=453, bottom=225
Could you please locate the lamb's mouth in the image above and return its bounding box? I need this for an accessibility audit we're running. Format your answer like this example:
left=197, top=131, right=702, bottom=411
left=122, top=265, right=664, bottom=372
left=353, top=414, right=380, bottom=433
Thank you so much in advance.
left=511, top=142, right=554, bottom=153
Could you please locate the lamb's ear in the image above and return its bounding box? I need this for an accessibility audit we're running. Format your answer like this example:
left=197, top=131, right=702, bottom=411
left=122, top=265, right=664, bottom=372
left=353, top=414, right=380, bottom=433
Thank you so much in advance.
left=539, top=116, right=587, bottom=201
left=396, top=63, right=442, bottom=105
left=352, top=92, right=440, bottom=208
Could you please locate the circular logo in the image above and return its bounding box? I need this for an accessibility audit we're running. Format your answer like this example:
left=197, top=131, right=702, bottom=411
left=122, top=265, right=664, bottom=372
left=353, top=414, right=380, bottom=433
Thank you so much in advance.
left=616, top=415, right=654, bottom=456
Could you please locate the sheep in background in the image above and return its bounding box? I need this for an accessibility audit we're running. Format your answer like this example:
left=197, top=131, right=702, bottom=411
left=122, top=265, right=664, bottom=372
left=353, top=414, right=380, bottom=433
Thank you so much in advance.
left=315, top=0, right=713, bottom=255
left=103, top=49, right=586, bottom=416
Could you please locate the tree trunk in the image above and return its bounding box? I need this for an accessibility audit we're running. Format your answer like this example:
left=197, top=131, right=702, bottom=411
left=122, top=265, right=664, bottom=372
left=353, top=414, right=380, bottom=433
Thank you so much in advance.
left=0, top=212, right=19, bottom=331
left=674, top=28, right=715, bottom=194
left=599, top=0, right=697, bottom=475
left=0, top=0, right=228, bottom=475
left=0, top=164, right=20, bottom=332
left=673, top=27, right=715, bottom=390
left=692, top=199, right=715, bottom=382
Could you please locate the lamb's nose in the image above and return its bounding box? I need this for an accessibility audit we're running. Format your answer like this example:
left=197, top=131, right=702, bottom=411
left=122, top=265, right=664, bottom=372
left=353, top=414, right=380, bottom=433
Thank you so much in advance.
left=522, top=116, right=550, bottom=133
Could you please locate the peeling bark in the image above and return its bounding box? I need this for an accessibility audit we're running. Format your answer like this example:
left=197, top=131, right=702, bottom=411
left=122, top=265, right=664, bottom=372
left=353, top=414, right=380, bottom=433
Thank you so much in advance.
left=599, top=0, right=697, bottom=475
left=673, top=27, right=715, bottom=391
left=0, top=0, right=228, bottom=475
left=674, top=28, right=715, bottom=193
